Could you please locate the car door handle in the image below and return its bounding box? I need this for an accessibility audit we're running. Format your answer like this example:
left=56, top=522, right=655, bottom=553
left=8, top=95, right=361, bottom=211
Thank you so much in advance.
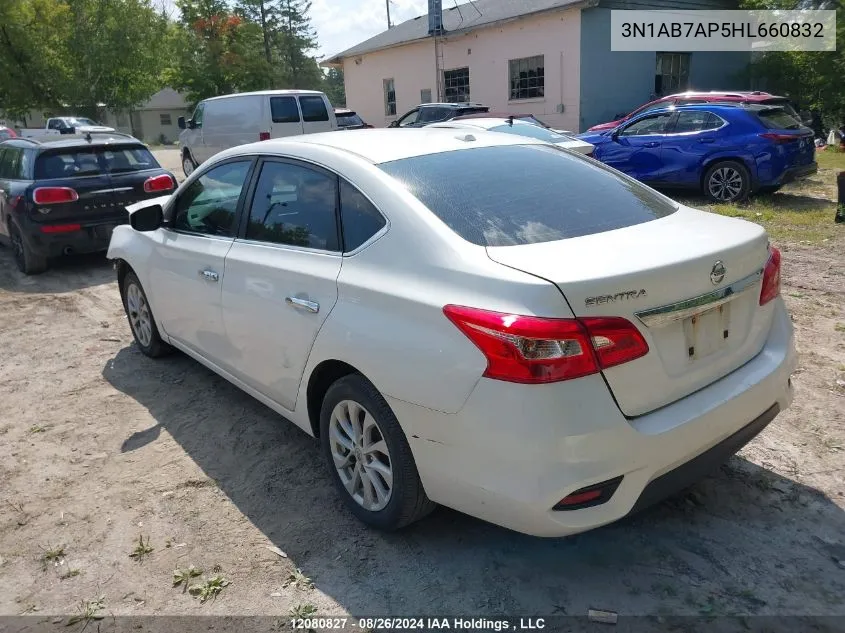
left=698, top=138, right=716, bottom=144
left=285, top=296, right=319, bottom=313
left=199, top=269, right=219, bottom=282
left=642, top=141, right=660, bottom=148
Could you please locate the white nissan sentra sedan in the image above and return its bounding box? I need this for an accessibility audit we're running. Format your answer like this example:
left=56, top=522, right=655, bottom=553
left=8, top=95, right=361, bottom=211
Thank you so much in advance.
left=107, top=129, right=796, bottom=537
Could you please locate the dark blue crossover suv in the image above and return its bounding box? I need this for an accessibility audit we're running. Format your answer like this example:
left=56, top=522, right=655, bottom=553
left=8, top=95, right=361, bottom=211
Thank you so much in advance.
left=579, top=103, right=816, bottom=203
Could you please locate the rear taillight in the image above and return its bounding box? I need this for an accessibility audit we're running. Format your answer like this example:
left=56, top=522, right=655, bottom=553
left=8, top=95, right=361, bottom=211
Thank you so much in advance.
left=259, top=131, right=271, bottom=141
left=759, top=132, right=798, bottom=144
left=40, top=223, right=81, bottom=234
left=143, top=174, right=175, bottom=193
left=443, top=305, right=649, bottom=384
left=33, top=187, right=78, bottom=205
left=759, top=246, right=781, bottom=306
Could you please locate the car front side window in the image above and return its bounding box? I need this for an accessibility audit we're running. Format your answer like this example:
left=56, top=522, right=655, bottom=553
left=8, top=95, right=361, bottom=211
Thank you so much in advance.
left=398, top=109, right=420, bottom=127
left=620, top=112, right=673, bottom=136
left=245, top=160, right=340, bottom=251
left=171, top=160, right=251, bottom=237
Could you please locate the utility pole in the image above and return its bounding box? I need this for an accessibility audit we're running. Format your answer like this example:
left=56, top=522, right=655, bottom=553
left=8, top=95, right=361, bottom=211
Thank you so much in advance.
left=385, top=0, right=391, bottom=28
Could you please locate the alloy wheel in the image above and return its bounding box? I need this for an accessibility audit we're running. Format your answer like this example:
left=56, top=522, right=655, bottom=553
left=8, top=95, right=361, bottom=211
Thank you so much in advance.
left=125, top=282, right=153, bottom=347
left=708, top=167, right=744, bottom=202
left=329, top=399, right=393, bottom=512
left=182, top=156, right=194, bottom=177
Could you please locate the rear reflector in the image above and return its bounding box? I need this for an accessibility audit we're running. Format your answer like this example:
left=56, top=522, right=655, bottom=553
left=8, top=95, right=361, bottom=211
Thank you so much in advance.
left=259, top=131, right=271, bottom=141
left=143, top=174, right=175, bottom=193
left=759, top=246, right=781, bottom=306
left=33, top=187, right=78, bottom=205
left=759, top=132, right=799, bottom=144
left=40, top=223, right=81, bottom=234
left=443, top=305, right=648, bottom=384
left=553, top=476, right=624, bottom=511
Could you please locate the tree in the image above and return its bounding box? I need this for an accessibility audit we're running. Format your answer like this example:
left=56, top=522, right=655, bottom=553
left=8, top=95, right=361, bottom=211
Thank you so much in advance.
left=278, top=0, right=323, bottom=89
left=740, top=0, right=845, bottom=127
left=323, top=67, right=346, bottom=107
left=0, top=0, right=73, bottom=117
left=168, top=0, right=274, bottom=105
left=235, top=0, right=281, bottom=65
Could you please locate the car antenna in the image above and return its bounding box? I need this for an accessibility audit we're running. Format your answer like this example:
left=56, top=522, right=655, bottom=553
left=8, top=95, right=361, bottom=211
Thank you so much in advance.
left=507, top=115, right=514, bottom=127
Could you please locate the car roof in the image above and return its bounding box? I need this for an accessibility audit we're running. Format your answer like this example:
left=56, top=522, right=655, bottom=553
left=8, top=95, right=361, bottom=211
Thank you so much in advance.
left=8, top=132, right=143, bottom=149
left=334, top=108, right=355, bottom=114
left=430, top=117, right=540, bottom=131
left=216, top=128, right=545, bottom=164
left=636, top=102, right=782, bottom=117
left=454, top=111, right=535, bottom=120
left=203, top=89, right=324, bottom=102
left=658, top=90, right=785, bottom=102
left=420, top=102, right=486, bottom=108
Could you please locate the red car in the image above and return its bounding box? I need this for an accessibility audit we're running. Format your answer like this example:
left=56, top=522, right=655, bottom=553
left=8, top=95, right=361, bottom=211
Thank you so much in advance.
left=587, top=91, right=802, bottom=132
left=0, top=126, right=18, bottom=141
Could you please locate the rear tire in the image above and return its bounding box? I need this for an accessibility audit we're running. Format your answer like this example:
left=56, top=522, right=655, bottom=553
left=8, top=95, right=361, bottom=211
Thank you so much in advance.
left=9, top=222, right=47, bottom=275
left=120, top=271, right=172, bottom=358
left=703, top=161, right=750, bottom=203
left=320, top=374, right=436, bottom=530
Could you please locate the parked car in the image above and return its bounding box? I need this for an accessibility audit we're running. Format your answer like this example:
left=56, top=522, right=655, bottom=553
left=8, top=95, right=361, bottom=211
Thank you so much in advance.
left=0, top=133, right=176, bottom=274
left=0, top=126, right=17, bottom=141
left=587, top=91, right=804, bottom=132
left=107, top=128, right=795, bottom=537
left=177, top=90, right=338, bottom=178
left=428, top=117, right=594, bottom=155
left=579, top=104, right=816, bottom=203
left=453, top=111, right=575, bottom=134
left=19, top=116, right=116, bottom=137
left=335, top=108, right=373, bottom=130
left=388, top=102, right=489, bottom=128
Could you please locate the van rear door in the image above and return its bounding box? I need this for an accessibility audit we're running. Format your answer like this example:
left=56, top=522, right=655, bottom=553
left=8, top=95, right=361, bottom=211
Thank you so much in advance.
left=269, top=96, right=305, bottom=138
left=298, top=94, right=335, bottom=134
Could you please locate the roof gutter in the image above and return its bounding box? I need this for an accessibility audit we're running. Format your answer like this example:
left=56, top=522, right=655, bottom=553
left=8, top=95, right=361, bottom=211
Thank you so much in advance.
left=321, top=0, right=598, bottom=67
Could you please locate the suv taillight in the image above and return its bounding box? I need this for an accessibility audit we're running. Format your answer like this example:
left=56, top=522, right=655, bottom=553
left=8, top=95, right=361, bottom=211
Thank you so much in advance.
left=759, top=247, right=782, bottom=306
left=443, top=305, right=648, bottom=384
left=33, top=187, right=78, bottom=205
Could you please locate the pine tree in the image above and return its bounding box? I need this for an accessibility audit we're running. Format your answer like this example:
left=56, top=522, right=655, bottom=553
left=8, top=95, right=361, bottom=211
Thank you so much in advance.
left=235, top=0, right=281, bottom=65
left=278, top=0, right=321, bottom=88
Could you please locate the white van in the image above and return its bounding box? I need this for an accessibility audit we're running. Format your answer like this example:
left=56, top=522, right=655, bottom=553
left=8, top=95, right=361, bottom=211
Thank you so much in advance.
left=177, top=90, right=338, bottom=177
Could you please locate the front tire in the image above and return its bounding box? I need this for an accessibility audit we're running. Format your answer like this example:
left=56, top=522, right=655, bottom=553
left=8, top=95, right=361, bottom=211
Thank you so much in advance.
left=9, top=222, right=47, bottom=275
left=704, top=161, right=750, bottom=203
left=320, top=374, right=435, bottom=530
left=182, top=151, right=196, bottom=178
left=121, top=271, right=172, bottom=357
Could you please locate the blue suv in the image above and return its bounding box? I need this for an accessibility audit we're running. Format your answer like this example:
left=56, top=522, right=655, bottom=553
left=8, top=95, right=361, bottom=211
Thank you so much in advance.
left=579, top=104, right=816, bottom=203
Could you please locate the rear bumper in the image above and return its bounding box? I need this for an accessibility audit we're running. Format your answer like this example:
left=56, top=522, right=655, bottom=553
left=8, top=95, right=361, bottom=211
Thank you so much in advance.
left=389, top=299, right=796, bottom=537
left=21, top=215, right=128, bottom=258
left=776, top=162, right=817, bottom=186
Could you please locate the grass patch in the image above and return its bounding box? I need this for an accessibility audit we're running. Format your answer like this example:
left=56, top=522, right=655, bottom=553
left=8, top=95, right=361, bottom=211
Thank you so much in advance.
left=816, top=149, right=845, bottom=171
left=835, top=323, right=845, bottom=333
left=189, top=575, right=231, bottom=603
left=128, top=534, right=154, bottom=562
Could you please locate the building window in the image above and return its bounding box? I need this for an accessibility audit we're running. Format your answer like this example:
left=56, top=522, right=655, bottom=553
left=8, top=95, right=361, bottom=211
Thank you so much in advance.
left=160, top=113, right=173, bottom=126
left=509, top=55, right=544, bottom=100
left=420, top=88, right=432, bottom=104
left=443, top=67, right=470, bottom=103
left=383, top=78, right=396, bottom=116
left=655, top=52, right=690, bottom=95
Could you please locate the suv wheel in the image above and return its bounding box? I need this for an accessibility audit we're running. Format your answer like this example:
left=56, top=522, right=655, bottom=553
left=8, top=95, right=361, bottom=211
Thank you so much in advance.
left=704, top=161, right=750, bottom=203
left=320, top=374, right=435, bottom=530
left=9, top=222, right=48, bottom=275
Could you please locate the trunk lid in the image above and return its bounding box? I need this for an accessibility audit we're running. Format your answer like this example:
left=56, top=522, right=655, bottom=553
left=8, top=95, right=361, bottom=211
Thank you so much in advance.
left=487, top=207, right=774, bottom=417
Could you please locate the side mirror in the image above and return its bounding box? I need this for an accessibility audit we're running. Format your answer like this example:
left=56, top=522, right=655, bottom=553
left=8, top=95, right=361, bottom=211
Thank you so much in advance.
left=610, top=129, right=621, bottom=141
left=388, top=120, right=399, bottom=128
left=130, top=204, right=163, bottom=232
left=188, top=119, right=196, bottom=130
left=177, top=116, right=186, bottom=130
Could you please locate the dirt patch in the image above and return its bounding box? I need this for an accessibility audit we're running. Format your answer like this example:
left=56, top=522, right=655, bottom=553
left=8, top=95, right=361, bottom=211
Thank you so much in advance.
left=0, top=171, right=843, bottom=620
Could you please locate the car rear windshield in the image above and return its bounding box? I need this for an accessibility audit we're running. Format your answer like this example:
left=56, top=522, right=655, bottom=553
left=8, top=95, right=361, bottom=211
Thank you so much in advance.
left=337, top=112, right=364, bottom=127
left=761, top=99, right=799, bottom=118
left=35, top=146, right=159, bottom=179
left=757, top=108, right=801, bottom=130
left=379, top=144, right=678, bottom=247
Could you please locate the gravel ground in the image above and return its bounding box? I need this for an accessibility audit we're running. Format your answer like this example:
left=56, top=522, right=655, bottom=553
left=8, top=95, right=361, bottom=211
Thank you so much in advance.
left=0, top=149, right=842, bottom=627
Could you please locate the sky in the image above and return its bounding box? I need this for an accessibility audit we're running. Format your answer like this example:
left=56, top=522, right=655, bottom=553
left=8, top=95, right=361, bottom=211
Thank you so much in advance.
left=161, top=0, right=429, bottom=58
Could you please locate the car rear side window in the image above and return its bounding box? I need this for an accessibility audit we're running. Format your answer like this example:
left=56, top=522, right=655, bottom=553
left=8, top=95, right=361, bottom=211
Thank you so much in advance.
left=379, top=144, right=678, bottom=247
left=757, top=109, right=801, bottom=130
left=271, top=96, right=301, bottom=123
left=299, top=96, right=329, bottom=122
left=672, top=111, right=724, bottom=134
left=340, top=179, right=386, bottom=251
left=35, top=149, right=102, bottom=179
left=0, top=147, right=22, bottom=179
